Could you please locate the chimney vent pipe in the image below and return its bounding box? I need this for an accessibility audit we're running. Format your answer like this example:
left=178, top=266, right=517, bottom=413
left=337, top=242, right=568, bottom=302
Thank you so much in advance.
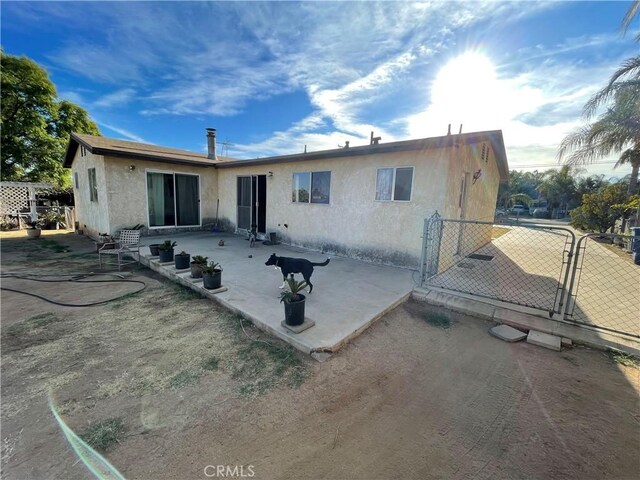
left=206, top=128, right=217, bottom=160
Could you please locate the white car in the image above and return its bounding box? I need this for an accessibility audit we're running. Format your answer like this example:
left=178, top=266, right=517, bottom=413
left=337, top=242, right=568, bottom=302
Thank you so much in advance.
left=509, top=205, right=528, bottom=215
left=532, top=207, right=548, bottom=216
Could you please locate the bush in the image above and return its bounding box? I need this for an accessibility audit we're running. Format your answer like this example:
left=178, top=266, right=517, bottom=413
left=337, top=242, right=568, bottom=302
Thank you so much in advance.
left=41, top=210, right=66, bottom=229
left=569, top=184, right=633, bottom=233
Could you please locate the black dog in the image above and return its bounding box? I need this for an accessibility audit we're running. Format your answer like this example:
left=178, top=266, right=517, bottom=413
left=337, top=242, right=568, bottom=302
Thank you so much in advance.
left=265, top=253, right=330, bottom=293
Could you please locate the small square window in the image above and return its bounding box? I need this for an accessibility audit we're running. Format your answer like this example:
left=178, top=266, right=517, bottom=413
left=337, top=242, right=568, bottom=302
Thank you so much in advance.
left=292, top=172, right=310, bottom=203
left=311, top=171, right=330, bottom=204
left=375, top=168, right=394, bottom=201
left=394, top=167, right=413, bottom=201
left=293, top=171, right=331, bottom=204
left=376, top=167, right=414, bottom=202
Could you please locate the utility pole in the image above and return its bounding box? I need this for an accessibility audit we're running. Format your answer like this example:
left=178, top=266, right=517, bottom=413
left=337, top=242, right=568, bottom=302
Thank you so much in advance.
left=220, top=138, right=234, bottom=157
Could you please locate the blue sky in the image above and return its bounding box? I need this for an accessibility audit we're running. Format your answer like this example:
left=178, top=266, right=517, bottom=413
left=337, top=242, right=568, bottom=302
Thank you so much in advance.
left=2, top=1, right=638, bottom=177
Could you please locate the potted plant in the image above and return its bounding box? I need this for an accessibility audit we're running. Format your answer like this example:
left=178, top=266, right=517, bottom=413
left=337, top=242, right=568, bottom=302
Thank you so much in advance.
left=149, top=244, right=161, bottom=256
left=174, top=250, right=190, bottom=270
left=190, top=255, right=208, bottom=278
left=158, top=240, right=177, bottom=262
left=201, top=261, right=222, bottom=289
left=42, top=210, right=66, bottom=230
left=25, top=220, right=42, bottom=239
left=279, top=274, right=308, bottom=326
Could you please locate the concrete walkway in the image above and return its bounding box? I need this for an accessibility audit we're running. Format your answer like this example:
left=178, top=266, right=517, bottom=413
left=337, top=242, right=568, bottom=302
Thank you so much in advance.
left=139, top=232, right=414, bottom=354
left=569, top=237, right=639, bottom=337
left=427, top=224, right=639, bottom=338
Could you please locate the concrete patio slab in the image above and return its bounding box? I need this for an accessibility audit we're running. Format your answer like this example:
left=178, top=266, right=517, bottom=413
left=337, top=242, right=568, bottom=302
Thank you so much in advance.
left=139, top=232, right=414, bottom=354
left=281, top=319, right=316, bottom=334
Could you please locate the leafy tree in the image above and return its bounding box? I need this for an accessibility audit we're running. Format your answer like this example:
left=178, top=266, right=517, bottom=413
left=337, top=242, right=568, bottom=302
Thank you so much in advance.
left=575, top=174, right=609, bottom=199
left=1, top=51, right=100, bottom=188
left=497, top=169, right=544, bottom=207
left=538, top=165, right=578, bottom=214
left=570, top=183, right=633, bottom=233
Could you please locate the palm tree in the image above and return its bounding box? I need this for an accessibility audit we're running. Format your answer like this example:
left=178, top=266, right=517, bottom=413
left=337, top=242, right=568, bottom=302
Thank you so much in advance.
left=583, top=1, right=639, bottom=115
left=558, top=87, right=640, bottom=194
left=559, top=3, right=640, bottom=195
left=621, top=0, right=639, bottom=38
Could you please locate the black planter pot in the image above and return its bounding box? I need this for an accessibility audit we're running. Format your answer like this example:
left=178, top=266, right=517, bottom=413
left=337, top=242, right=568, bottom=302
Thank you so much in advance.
left=202, top=270, right=222, bottom=289
left=191, top=262, right=205, bottom=278
left=158, top=248, right=174, bottom=263
left=149, top=244, right=160, bottom=256
left=283, top=295, right=306, bottom=326
left=175, top=253, right=190, bottom=270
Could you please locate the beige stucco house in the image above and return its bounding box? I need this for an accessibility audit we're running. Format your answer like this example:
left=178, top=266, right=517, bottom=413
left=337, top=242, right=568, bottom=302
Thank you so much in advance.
left=63, top=128, right=508, bottom=268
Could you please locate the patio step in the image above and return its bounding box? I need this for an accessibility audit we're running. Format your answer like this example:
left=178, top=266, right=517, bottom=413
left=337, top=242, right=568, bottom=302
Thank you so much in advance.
left=527, top=330, right=561, bottom=351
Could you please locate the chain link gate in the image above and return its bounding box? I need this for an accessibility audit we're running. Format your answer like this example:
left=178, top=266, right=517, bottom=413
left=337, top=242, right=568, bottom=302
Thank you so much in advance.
left=420, top=214, right=576, bottom=316
left=565, top=232, right=639, bottom=338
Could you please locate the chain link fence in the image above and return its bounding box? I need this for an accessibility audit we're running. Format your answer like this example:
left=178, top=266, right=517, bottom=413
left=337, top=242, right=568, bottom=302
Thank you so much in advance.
left=421, top=214, right=639, bottom=338
left=421, top=214, right=574, bottom=315
left=566, top=233, right=639, bottom=338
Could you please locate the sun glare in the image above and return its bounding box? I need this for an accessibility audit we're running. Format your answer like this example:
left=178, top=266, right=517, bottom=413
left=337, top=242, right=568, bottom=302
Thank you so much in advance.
left=431, top=52, right=499, bottom=127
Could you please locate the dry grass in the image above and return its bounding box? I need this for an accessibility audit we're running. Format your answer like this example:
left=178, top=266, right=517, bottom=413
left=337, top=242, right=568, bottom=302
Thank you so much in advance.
left=79, top=418, right=125, bottom=451
left=1, top=233, right=311, bottom=434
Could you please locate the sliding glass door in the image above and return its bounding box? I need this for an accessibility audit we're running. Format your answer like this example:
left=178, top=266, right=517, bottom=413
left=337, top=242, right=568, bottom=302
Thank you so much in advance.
left=237, top=176, right=252, bottom=231
left=147, top=171, right=200, bottom=227
left=237, top=175, right=267, bottom=233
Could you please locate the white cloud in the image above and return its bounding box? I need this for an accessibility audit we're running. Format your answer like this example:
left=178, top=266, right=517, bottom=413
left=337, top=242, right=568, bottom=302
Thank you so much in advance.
left=96, top=121, right=149, bottom=144
left=58, top=90, right=85, bottom=106
left=94, top=88, right=136, bottom=108
left=10, top=0, right=635, bottom=179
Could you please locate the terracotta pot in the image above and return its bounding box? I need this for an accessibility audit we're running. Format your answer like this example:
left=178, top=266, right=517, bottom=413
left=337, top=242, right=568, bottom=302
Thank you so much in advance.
left=191, top=262, right=205, bottom=278
left=26, top=228, right=41, bottom=239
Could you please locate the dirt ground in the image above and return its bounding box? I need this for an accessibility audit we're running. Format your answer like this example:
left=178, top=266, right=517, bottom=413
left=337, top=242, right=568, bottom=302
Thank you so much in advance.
left=2, top=231, right=639, bottom=480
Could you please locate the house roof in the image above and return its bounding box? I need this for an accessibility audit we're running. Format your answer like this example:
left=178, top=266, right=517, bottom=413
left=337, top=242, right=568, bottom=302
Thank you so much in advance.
left=216, top=130, right=510, bottom=183
left=63, top=133, right=233, bottom=168
left=63, top=130, right=509, bottom=182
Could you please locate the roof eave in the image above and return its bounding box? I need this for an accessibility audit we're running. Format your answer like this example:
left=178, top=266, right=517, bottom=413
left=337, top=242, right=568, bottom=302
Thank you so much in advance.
left=216, top=137, right=459, bottom=169
left=95, top=149, right=218, bottom=167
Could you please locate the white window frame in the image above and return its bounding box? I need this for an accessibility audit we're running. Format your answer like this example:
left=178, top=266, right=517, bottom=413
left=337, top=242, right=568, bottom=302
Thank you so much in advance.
left=144, top=168, right=202, bottom=229
left=375, top=166, right=415, bottom=202
left=292, top=171, right=331, bottom=205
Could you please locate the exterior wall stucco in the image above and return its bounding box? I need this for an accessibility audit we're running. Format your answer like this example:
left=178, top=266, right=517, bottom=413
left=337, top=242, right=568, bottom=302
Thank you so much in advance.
left=69, top=136, right=503, bottom=267
left=437, top=141, right=502, bottom=272
left=70, top=149, right=110, bottom=238
left=217, top=148, right=455, bottom=267
left=103, top=156, right=219, bottom=236
left=442, top=140, right=500, bottom=222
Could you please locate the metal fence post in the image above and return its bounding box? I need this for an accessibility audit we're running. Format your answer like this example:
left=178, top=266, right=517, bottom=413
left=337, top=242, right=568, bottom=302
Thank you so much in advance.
left=420, top=212, right=442, bottom=285
left=419, top=217, right=429, bottom=284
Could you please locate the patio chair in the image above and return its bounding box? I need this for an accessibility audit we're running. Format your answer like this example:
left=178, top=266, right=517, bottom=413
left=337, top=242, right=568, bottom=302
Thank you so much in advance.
left=98, top=229, right=141, bottom=271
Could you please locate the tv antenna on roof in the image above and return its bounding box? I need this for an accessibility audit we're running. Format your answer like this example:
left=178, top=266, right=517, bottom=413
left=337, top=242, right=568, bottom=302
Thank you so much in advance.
left=220, top=138, right=234, bottom=156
